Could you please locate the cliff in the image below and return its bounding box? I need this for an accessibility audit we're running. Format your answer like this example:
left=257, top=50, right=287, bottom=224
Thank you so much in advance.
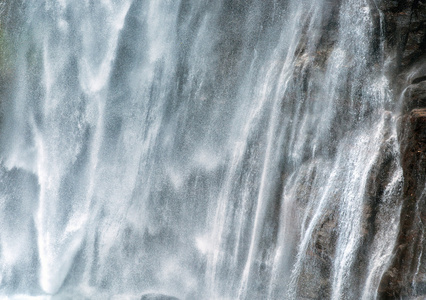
left=291, top=0, right=426, bottom=298
left=378, top=0, right=426, bottom=298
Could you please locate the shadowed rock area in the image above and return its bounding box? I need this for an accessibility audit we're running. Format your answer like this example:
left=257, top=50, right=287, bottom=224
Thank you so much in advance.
left=140, top=293, right=180, bottom=300
left=376, top=0, right=426, bottom=298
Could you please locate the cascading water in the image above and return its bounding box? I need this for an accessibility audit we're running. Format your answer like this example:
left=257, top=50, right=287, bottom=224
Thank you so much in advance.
left=0, top=0, right=408, bottom=299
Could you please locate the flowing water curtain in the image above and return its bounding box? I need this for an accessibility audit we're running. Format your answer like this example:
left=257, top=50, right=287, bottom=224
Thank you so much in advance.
left=280, top=0, right=403, bottom=299
left=0, top=0, right=404, bottom=299
left=0, top=0, right=138, bottom=295
left=203, top=0, right=394, bottom=297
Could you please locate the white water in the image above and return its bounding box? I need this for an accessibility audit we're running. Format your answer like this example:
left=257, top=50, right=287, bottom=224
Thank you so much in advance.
left=0, top=0, right=403, bottom=299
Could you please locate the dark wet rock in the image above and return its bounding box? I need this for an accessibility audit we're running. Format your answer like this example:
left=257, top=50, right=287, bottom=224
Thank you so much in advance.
left=366, top=115, right=398, bottom=208
left=140, top=293, right=180, bottom=300
left=374, top=3, right=426, bottom=298
left=297, top=211, right=336, bottom=300
left=378, top=108, right=426, bottom=299
left=402, top=81, right=426, bottom=113
left=291, top=1, right=426, bottom=299
left=375, top=1, right=426, bottom=297
left=378, top=0, right=426, bottom=77
left=313, top=211, right=338, bottom=268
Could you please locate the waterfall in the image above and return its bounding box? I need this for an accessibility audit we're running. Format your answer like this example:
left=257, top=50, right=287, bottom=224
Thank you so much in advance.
left=0, top=0, right=416, bottom=299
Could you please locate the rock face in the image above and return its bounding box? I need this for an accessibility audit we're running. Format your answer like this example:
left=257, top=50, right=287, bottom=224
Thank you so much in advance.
left=376, top=0, right=426, bottom=298
left=378, top=0, right=426, bottom=76
left=378, top=109, right=426, bottom=299
left=291, top=0, right=426, bottom=298
left=402, top=81, right=426, bottom=113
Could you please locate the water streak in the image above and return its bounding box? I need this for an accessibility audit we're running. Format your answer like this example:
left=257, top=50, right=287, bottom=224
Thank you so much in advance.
left=0, top=0, right=404, bottom=299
